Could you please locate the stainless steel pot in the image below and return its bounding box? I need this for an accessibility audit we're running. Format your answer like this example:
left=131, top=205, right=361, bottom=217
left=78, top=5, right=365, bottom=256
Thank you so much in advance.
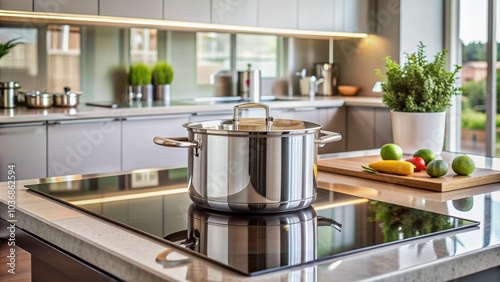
left=158, top=205, right=341, bottom=272
left=0, top=81, right=21, bottom=108
left=53, top=87, right=81, bottom=107
left=25, top=91, right=54, bottom=108
left=154, top=103, right=342, bottom=213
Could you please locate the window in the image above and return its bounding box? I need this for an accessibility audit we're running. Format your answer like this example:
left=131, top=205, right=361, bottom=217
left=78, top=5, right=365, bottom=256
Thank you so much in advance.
left=235, top=34, right=278, bottom=78
left=130, top=28, right=157, bottom=64
left=0, top=27, right=38, bottom=91
left=196, top=32, right=231, bottom=84
left=196, top=32, right=279, bottom=85
left=458, top=0, right=500, bottom=156
left=47, top=25, right=81, bottom=92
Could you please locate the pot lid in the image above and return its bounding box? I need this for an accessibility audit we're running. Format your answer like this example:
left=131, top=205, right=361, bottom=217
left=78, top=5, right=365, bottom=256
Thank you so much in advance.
left=185, top=102, right=322, bottom=134
left=20, top=91, right=54, bottom=97
left=53, top=86, right=83, bottom=96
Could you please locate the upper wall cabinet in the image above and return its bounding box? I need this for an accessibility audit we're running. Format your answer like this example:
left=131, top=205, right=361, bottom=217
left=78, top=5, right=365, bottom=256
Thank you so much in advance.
left=212, top=0, right=258, bottom=26
left=100, top=0, right=163, bottom=20
left=0, top=0, right=32, bottom=11
left=34, top=0, right=98, bottom=15
left=164, top=0, right=211, bottom=23
left=297, top=0, right=375, bottom=33
left=343, top=0, right=376, bottom=33
left=297, top=0, right=343, bottom=31
left=258, top=0, right=298, bottom=29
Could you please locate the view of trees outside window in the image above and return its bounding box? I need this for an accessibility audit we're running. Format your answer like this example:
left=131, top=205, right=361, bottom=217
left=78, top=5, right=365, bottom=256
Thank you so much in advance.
left=459, top=0, right=490, bottom=155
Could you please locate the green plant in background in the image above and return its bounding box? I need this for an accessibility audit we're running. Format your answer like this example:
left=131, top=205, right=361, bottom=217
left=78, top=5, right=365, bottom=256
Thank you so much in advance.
left=152, top=62, right=174, bottom=85
left=0, top=38, right=23, bottom=60
left=376, top=42, right=462, bottom=112
left=128, top=63, right=152, bottom=86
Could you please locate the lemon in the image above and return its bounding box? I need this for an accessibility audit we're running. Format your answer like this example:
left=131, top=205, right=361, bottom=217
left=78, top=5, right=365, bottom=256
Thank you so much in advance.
left=451, top=155, right=475, bottom=176
left=380, top=143, right=403, bottom=160
left=413, top=148, right=436, bottom=165
left=426, top=159, right=449, bottom=178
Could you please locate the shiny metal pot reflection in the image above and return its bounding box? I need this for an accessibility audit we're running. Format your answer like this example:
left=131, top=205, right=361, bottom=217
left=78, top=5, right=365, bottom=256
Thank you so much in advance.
left=154, top=103, right=342, bottom=213
left=161, top=205, right=341, bottom=274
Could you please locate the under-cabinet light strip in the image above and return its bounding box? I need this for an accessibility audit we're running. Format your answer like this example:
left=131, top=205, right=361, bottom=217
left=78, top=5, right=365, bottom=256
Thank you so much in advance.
left=0, top=10, right=368, bottom=39
left=69, top=187, right=188, bottom=206
left=314, top=198, right=369, bottom=210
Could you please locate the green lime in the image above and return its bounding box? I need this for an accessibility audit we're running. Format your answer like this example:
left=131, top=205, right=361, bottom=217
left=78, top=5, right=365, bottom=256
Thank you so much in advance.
left=426, top=159, right=449, bottom=178
left=452, top=197, right=474, bottom=212
left=451, top=155, right=476, bottom=176
left=413, top=149, right=436, bottom=165
left=380, top=143, right=403, bottom=160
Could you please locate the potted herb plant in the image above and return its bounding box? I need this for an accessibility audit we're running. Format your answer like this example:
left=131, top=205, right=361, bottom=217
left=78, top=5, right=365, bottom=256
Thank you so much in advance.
left=152, top=61, right=174, bottom=102
left=375, top=42, right=462, bottom=154
left=128, top=63, right=152, bottom=101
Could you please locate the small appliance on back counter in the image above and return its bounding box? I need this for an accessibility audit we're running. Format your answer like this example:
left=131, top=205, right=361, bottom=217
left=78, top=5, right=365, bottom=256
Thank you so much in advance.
left=0, top=81, right=20, bottom=108
left=314, top=62, right=339, bottom=96
left=296, top=63, right=339, bottom=97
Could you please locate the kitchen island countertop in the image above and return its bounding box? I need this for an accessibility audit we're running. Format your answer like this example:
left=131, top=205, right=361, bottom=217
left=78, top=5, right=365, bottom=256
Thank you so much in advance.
left=1, top=149, right=499, bottom=281
left=0, top=96, right=385, bottom=124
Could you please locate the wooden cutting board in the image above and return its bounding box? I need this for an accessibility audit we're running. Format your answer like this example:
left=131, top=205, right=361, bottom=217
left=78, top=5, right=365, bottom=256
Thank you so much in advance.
left=317, top=155, right=500, bottom=192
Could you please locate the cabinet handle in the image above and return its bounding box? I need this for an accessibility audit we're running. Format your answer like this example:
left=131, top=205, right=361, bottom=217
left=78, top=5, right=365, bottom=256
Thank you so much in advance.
left=294, top=107, right=318, bottom=112
left=123, top=114, right=191, bottom=121
left=0, top=122, right=46, bottom=128
left=47, top=118, right=119, bottom=125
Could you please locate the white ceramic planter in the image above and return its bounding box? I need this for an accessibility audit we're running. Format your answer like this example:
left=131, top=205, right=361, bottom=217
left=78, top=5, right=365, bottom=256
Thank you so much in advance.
left=391, top=111, right=446, bottom=155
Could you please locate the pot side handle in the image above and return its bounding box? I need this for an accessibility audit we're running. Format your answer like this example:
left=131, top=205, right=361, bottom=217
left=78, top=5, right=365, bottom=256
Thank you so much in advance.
left=155, top=249, right=192, bottom=268
left=315, top=130, right=342, bottom=147
left=153, top=137, right=199, bottom=148
left=317, top=216, right=342, bottom=232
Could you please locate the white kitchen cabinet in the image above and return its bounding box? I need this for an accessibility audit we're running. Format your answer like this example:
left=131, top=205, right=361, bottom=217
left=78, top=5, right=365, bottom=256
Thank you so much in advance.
left=293, top=107, right=346, bottom=154
left=34, top=0, right=98, bottom=15
left=0, top=0, right=32, bottom=11
left=122, top=114, right=191, bottom=171
left=212, top=0, right=258, bottom=26
left=47, top=118, right=122, bottom=177
left=99, top=0, right=163, bottom=20
left=374, top=107, right=392, bottom=148
left=258, top=0, right=298, bottom=29
left=343, top=0, right=375, bottom=33
left=346, top=106, right=374, bottom=151
left=346, top=106, right=392, bottom=151
left=0, top=122, right=47, bottom=181
left=298, top=0, right=341, bottom=31
left=164, top=0, right=211, bottom=23
left=318, top=106, right=346, bottom=153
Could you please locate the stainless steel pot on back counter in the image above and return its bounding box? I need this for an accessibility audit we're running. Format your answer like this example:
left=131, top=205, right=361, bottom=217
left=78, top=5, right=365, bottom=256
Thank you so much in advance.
left=154, top=103, right=342, bottom=213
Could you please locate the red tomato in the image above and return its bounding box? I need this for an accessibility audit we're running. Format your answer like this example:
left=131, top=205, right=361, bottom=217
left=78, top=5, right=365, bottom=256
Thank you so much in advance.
left=405, top=157, right=426, bottom=172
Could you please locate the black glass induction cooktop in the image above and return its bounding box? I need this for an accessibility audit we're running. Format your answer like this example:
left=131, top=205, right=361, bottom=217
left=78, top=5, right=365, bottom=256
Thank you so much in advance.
left=25, top=168, right=479, bottom=276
